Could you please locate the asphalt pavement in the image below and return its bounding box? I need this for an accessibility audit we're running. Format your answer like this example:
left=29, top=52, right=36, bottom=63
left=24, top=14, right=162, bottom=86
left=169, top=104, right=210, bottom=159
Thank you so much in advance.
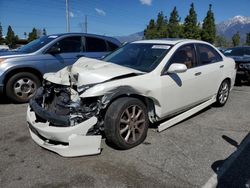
left=0, top=86, right=249, bottom=188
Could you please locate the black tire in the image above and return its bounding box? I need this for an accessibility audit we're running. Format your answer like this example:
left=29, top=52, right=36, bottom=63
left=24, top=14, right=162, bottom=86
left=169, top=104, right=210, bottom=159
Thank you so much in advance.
left=6, top=72, right=41, bottom=103
left=104, top=97, right=149, bottom=150
left=215, top=79, right=230, bottom=107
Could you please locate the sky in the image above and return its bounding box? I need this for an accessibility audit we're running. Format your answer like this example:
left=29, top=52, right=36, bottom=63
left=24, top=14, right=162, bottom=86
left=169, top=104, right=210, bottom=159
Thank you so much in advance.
left=0, top=0, right=250, bottom=39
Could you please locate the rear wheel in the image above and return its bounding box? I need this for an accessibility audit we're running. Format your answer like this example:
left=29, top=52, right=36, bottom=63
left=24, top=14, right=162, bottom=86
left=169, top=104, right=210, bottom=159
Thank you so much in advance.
left=215, top=80, right=230, bottom=106
left=6, top=72, right=41, bottom=103
left=104, top=97, right=149, bottom=150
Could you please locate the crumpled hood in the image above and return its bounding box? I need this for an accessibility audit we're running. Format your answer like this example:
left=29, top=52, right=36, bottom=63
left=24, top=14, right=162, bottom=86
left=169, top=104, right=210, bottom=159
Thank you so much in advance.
left=44, top=57, right=143, bottom=86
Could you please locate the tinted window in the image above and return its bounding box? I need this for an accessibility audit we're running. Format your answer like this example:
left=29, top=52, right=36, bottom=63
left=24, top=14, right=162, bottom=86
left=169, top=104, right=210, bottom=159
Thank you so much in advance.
left=103, top=43, right=171, bottom=72
left=169, top=44, right=197, bottom=69
left=50, top=36, right=81, bottom=53
left=197, top=44, right=222, bottom=65
left=107, top=41, right=119, bottom=51
left=85, top=37, right=107, bottom=52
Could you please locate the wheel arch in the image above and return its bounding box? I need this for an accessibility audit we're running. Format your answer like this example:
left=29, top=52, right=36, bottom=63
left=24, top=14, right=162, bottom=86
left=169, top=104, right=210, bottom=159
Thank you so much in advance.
left=100, top=86, right=158, bottom=123
left=4, top=67, right=43, bottom=86
left=222, top=77, right=231, bottom=90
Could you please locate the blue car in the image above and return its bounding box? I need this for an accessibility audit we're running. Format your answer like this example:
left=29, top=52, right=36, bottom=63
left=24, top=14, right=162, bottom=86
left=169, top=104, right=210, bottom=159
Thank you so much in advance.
left=0, top=33, right=121, bottom=102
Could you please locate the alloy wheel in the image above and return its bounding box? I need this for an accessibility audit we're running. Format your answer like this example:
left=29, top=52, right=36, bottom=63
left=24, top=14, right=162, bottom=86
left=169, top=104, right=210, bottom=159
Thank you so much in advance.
left=119, top=105, right=146, bottom=144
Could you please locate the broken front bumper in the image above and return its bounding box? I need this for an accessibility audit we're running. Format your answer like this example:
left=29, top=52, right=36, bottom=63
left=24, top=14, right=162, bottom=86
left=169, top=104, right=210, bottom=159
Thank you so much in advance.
left=27, top=106, right=102, bottom=157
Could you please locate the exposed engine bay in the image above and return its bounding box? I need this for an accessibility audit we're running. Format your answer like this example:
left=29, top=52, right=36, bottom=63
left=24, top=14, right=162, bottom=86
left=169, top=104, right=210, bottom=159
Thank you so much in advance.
left=30, top=80, right=108, bottom=135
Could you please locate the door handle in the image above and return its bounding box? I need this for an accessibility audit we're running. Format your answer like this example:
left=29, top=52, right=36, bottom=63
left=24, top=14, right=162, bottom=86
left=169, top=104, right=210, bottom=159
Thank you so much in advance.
left=195, top=72, right=202, bottom=76
left=220, top=65, right=224, bottom=68
left=76, top=54, right=85, bottom=58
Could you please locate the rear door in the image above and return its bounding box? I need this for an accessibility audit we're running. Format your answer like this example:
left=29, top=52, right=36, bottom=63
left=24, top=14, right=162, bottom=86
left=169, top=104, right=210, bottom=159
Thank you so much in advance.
left=195, top=43, right=224, bottom=98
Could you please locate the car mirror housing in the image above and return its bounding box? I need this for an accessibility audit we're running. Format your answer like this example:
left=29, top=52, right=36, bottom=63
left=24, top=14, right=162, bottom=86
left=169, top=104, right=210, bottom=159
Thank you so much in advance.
left=167, top=63, right=187, bottom=74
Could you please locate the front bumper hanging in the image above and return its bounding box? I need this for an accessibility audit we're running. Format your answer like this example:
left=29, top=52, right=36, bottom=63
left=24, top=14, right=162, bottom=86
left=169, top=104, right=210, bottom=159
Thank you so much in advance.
left=27, top=105, right=102, bottom=157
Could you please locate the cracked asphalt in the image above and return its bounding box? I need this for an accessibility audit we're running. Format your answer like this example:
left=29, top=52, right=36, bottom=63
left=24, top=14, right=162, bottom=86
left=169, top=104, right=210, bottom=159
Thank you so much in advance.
left=0, top=86, right=249, bottom=188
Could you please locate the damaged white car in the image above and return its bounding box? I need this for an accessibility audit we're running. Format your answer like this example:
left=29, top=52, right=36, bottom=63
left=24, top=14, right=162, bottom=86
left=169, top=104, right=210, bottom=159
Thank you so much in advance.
left=27, top=39, right=236, bottom=157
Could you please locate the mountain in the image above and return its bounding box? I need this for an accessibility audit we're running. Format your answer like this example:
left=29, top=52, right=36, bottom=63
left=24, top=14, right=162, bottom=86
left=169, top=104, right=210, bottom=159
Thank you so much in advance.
left=216, top=15, right=250, bottom=41
left=115, top=31, right=144, bottom=43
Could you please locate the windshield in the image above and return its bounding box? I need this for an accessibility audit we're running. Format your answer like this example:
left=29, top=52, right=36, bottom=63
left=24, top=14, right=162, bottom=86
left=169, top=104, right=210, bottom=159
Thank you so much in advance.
left=103, top=43, right=171, bottom=72
left=18, top=36, right=56, bottom=53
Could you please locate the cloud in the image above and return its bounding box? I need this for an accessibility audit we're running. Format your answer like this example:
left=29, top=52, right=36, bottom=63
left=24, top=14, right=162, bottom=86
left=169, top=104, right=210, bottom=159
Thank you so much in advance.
left=69, top=11, right=74, bottom=18
left=95, top=8, right=106, bottom=16
left=139, top=0, right=152, bottom=6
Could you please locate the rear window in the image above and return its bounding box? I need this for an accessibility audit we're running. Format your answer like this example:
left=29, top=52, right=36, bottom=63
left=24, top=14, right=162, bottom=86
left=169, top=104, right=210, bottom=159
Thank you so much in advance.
left=85, top=37, right=107, bottom=52
left=197, top=44, right=222, bottom=65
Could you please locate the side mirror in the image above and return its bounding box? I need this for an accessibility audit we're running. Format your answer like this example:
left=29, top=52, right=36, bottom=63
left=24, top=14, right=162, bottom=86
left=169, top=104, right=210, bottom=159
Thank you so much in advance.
left=167, top=63, right=187, bottom=74
left=47, top=46, right=61, bottom=54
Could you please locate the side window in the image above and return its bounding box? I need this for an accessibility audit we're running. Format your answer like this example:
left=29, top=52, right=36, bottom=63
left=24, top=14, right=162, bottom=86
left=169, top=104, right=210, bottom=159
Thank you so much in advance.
left=107, top=41, right=119, bottom=51
left=169, top=44, right=197, bottom=69
left=85, top=37, right=107, bottom=52
left=51, top=36, right=81, bottom=53
left=197, top=44, right=222, bottom=65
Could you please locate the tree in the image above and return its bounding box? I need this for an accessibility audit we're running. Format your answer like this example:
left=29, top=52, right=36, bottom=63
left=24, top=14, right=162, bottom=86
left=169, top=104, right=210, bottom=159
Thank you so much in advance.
left=144, top=19, right=158, bottom=39
left=0, top=22, right=4, bottom=44
left=168, top=7, right=181, bottom=38
left=215, top=35, right=228, bottom=47
left=183, top=3, right=201, bottom=39
left=5, top=25, right=17, bottom=48
left=28, top=28, right=38, bottom=42
left=155, top=11, right=168, bottom=38
left=43, top=28, right=47, bottom=36
left=246, top=32, right=250, bottom=45
left=232, top=32, right=240, bottom=46
left=201, top=4, right=216, bottom=44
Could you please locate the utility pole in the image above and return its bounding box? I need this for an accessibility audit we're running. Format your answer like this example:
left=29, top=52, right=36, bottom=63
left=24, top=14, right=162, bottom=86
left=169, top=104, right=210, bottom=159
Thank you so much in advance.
left=66, top=0, right=70, bottom=32
left=84, top=15, right=88, bottom=33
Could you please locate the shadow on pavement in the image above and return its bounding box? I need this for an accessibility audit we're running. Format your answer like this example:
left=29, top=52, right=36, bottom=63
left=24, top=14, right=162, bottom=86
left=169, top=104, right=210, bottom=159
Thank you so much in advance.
left=0, top=94, right=12, bottom=104
left=211, top=133, right=250, bottom=188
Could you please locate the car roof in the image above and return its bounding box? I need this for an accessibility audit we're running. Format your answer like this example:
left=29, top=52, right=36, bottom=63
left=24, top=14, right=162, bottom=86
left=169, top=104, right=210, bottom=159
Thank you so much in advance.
left=47, top=33, right=121, bottom=45
left=132, top=38, right=204, bottom=45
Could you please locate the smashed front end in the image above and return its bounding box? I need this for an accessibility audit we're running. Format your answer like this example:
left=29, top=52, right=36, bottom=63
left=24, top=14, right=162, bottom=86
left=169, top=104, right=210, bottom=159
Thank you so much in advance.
left=27, top=80, right=103, bottom=157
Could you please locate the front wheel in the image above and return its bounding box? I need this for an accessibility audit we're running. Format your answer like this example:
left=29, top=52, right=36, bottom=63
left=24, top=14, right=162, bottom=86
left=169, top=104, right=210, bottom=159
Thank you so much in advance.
left=6, top=72, right=41, bottom=103
left=215, top=80, right=230, bottom=107
left=104, top=97, right=149, bottom=150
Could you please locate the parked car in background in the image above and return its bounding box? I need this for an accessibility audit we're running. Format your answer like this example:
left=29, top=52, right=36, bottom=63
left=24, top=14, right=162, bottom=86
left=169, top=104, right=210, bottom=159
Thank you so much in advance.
left=0, top=45, right=10, bottom=52
left=27, top=39, right=236, bottom=157
left=224, top=46, right=250, bottom=84
left=0, top=33, right=121, bottom=102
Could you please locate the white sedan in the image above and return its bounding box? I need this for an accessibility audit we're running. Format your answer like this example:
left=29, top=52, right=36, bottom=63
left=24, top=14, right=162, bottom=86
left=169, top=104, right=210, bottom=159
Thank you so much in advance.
left=27, top=39, right=236, bottom=157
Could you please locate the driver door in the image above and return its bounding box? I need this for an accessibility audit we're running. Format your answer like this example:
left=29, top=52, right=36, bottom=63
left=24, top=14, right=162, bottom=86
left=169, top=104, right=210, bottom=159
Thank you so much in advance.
left=45, top=36, right=84, bottom=72
left=159, top=44, right=205, bottom=118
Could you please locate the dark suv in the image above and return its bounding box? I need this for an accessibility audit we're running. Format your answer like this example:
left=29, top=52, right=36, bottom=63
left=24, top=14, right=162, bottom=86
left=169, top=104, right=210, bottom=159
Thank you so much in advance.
left=224, top=46, right=250, bottom=84
left=0, top=33, right=121, bottom=102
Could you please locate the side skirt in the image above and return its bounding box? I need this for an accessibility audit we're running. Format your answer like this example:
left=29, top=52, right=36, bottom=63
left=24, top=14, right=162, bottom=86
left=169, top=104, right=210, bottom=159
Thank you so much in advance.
left=157, top=96, right=216, bottom=132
